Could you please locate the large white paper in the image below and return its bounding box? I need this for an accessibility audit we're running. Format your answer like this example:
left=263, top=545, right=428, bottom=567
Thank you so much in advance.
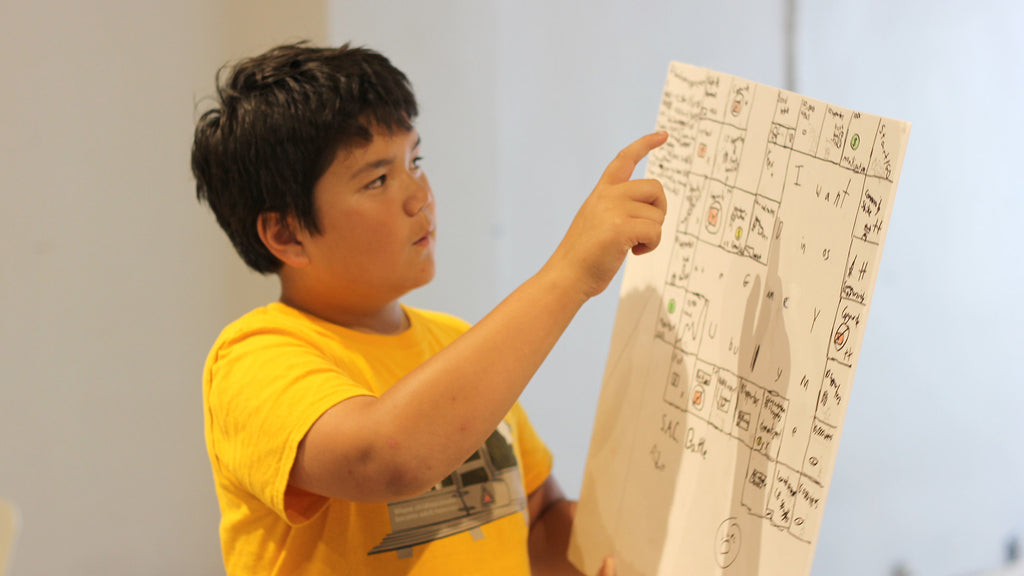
left=569, top=62, right=910, bottom=576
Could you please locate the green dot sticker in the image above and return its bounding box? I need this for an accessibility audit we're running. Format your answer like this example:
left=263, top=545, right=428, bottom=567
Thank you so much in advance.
left=668, top=299, right=676, bottom=314
left=850, top=133, right=861, bottom=150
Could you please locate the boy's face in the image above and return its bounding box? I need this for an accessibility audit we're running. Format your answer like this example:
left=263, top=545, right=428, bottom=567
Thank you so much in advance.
left=298, top=127, right=435, bottom=310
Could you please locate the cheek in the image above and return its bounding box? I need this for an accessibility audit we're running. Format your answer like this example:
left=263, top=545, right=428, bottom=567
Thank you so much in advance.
left=342, top=214, right=406, bottom=256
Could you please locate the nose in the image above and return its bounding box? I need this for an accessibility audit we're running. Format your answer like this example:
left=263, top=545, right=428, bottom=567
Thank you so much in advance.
left=404, top=173, right=432, bottom=217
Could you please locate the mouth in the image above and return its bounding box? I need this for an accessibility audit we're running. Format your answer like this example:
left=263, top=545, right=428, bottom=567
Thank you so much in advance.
left=414, top=226, right=435, bottom=247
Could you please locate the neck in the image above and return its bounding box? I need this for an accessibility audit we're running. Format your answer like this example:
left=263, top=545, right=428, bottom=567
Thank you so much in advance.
left=283, top=295, right=410, bottom=335
left=277, top=276, right=410, bottom=335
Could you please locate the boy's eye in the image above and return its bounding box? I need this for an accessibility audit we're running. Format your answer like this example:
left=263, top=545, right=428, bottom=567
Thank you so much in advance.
left=366, top=174, right=386, bottom=189
left=411, top=156, right=424, bottom=170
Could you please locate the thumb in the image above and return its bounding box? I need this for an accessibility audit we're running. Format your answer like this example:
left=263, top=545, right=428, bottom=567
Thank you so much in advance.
left=597, top=555, right=616, bottom=576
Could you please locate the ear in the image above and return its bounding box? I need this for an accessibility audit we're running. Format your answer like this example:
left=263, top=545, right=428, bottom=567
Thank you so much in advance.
left=257, top=212, right=310, bottom=268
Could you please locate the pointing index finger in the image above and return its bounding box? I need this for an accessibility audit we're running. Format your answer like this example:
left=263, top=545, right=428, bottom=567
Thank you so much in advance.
left=599, top=131, right=669, bottom=185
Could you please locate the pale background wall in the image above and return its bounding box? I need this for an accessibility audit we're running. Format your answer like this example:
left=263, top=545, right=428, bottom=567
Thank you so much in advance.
left=0, top=1, right=321, bottom=574
left=0, top=1, right=1019, bottom=575
left=797, top=2, right=1024, bottom=576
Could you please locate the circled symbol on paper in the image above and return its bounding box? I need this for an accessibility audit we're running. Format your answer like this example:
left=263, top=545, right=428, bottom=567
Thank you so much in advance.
left=731, top=97, right=743, bottom=117
left=833, top=323, right=850, bottom=351
left=715, top=518, right=742, bottom=568
left=706, top=201, right=722, bottom=233
left=692, top=385, right=706, bottom=410
left=850, top=133, right=861, bottom=150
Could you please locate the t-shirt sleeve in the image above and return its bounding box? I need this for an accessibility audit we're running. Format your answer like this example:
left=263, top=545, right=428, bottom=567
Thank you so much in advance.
left=206, top=326, right=374, bottom=525
left=508, top=402, right=553, bottom=495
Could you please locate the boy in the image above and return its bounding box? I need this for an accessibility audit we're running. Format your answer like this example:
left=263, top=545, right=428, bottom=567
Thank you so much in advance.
left=192, top=42, right=666, bottom=575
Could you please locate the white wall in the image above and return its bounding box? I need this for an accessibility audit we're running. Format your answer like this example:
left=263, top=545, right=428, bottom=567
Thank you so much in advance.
left=0, top=1, right=325, bottom=574
left=796, top=3, right=1024, bottom=576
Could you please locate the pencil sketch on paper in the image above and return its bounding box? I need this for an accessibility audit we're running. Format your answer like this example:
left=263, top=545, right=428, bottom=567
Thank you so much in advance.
left=569, top=62, right=910, bottom=576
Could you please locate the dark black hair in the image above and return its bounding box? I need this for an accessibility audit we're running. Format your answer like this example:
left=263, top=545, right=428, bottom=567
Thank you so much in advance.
left=191, top=42, right=418, bottom=273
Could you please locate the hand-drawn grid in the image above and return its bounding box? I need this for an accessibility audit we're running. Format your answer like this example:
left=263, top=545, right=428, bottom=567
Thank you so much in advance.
left=646, top=61, right=902, bottom=544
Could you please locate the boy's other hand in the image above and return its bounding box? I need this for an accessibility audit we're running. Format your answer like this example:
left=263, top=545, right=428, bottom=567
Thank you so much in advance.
left=545, top=131, right=668, bottom=300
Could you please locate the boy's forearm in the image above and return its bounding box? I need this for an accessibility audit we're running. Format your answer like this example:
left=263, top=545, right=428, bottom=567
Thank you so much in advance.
left=370, top=265, right=588, bottom=492
left=529, top=498, right=582, bottom=576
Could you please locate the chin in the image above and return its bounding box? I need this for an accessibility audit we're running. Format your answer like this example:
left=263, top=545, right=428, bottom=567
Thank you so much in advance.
left=406, top=267, right=436, bottom=292
left=420, top=259, right=436, bottom=281
left=418, top=270, right=436, bottom=288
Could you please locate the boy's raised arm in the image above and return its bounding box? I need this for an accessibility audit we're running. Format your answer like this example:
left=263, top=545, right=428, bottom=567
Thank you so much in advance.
left=290, top=131, right=669, bottom=503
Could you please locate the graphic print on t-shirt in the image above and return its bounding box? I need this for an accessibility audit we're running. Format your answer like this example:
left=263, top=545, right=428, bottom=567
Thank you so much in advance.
left=368, top=421, right=527, bottom=557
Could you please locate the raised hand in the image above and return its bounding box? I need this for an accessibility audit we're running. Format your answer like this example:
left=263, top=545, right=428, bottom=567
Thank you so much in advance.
left=543, top=131, right=669, bottom=300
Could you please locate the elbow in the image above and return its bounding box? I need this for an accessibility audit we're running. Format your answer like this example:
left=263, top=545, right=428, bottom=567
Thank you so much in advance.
left=375, top=454, right=446, bottom=502
left=293, top=397, right=451, bottom=502
left=342, top=436, right=447, bottom=502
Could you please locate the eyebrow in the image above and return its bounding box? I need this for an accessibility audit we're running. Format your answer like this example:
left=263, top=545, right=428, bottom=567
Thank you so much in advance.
left=350, top=135, right=422, bottom=180
left=351, top=157, right=394, bottom=179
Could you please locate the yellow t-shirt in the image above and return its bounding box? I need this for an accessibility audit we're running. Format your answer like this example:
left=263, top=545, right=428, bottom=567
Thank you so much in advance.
left=202, top=302, right=553, bottom=575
